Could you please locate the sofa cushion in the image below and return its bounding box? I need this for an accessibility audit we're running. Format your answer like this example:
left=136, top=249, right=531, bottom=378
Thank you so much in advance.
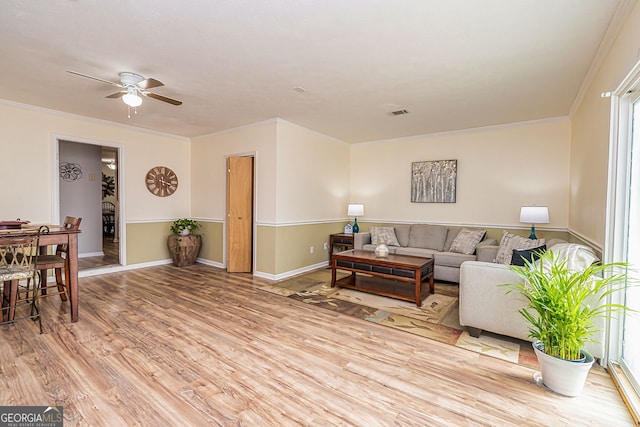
left=370, top=227, right=400, bottom=246
left=393, top=225, right=411, bottom=247
left=443, top=228, right=460, bottom=252
left=495, top=231, right=545, bottom=264
left=434, top=251, right=476, bottom=268
left=449, top=228, right=487, bottom=255
left=408, top=224, right=448, bottom=251
left=510, top=244, right=546, bottom=266
left=394, top=247, right=439, bottom=258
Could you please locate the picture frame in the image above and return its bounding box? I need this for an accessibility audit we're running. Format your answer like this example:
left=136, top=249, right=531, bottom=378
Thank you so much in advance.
left=411, top=159, right=457, bottom=203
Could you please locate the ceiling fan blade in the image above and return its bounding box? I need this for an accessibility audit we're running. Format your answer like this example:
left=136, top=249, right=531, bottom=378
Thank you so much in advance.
left=105, top=91, right=126, bottom=99
left=143, top=92, right=183, bottom=106
left=66, top=70, right=122, bottom=87
left=137, top=78, right=164, bottom=90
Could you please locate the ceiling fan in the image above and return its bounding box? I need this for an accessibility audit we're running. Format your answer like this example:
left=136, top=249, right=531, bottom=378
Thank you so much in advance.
left=66, top=71, right=182, bottom=113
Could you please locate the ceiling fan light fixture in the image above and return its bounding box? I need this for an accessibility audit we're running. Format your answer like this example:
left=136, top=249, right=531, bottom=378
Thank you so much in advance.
left=122, top=88, right=142, bottom=107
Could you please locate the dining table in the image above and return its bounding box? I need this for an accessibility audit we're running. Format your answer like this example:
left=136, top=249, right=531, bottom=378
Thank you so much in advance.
left=0, top=224, right=81, bottom=323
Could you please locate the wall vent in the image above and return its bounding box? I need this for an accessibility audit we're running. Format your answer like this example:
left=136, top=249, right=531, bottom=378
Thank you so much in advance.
left=390, top=109, right=409, bottom=116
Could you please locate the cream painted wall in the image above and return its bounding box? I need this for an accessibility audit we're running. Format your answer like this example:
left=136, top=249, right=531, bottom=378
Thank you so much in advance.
left=191, top=120, right=277, bottom=273
left=275, top=120, right=351, bottom=223
left=191, top=119, right=350, bottom=276
left=0, top=103, right=190, bottom=222
left=0, top=102, right=190, bottom=265
left=350, top=119, right=571, bottom=230
left=8, top=3, right=640, bottom=275
left=191, top=120, right=277, bottom=223
left=570, top=3, right=640, bottom=246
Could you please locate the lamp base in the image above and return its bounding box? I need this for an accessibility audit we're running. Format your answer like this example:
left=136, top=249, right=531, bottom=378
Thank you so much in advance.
left=353, top=218, right=359, bottom=234
left=529, top=225, right=537, bottom=240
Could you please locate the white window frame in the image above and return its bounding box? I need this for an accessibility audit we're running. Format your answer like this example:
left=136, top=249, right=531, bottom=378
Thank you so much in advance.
left=604, top=59, right=640, bottom=420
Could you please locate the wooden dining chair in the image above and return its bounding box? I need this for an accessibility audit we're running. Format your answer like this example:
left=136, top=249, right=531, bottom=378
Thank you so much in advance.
left=1, top=227, right=43, bottom=332
left=35, top=216, right=82, bottom=302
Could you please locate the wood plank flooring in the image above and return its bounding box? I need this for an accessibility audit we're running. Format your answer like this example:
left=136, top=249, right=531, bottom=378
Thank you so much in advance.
left=0, top=264, right=635, bottom=426
left=78, top=238, right=119, bottom=270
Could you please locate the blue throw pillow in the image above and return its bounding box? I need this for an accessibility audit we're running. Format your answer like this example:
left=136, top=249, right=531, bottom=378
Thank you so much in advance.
left=511, top=245, right=547, bottom=266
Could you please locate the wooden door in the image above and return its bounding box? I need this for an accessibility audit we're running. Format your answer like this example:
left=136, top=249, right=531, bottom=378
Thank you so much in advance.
left=226, top=156, right=254, bottom=272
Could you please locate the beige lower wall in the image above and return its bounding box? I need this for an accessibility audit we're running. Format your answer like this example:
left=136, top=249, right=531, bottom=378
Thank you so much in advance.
left=126, top=220, right=224, bottom=266
left=256, top=223, right=345, bottom=276
left=256, top=226, right=276, bottom=275
left=126, top=222, right=174, bottom=265
left=198, top=221, right=224, bottom=264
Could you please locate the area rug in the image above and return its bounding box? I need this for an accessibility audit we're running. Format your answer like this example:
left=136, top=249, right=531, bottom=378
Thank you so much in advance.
left=259, top=269, right=537, bottom=368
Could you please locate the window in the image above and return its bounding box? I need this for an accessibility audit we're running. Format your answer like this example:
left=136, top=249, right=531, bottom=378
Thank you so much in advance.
left=605, top=62, right=640, bottom=420
left=621, top=94, right=640, bottom=389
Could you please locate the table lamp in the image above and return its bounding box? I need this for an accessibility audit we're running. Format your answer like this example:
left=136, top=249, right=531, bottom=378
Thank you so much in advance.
left=520, top=206, right=549, bottom=239
left=347, top=204, right=364, bottom=233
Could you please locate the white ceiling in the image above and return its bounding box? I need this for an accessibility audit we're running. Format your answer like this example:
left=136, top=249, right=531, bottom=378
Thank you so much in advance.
left=0, top=1, right=633, bottom=143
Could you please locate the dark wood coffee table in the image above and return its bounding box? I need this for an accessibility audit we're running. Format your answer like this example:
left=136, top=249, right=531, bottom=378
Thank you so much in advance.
left=330, top=250, right=434, bottom=307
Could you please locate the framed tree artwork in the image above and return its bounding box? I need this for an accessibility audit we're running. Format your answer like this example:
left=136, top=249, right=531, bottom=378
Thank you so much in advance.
left=411, top=160, right=457, bottom=203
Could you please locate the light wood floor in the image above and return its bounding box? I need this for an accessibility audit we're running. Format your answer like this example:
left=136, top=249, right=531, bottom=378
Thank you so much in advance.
left=0, top=264, right=634, bottom=426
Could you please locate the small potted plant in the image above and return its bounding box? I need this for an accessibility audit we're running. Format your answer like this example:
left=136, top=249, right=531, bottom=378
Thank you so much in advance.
left=170, top=218, right=200, bottom=236
left=504, top=248, right=631, bottom=396
left=167, top=219, right=202, bottom=267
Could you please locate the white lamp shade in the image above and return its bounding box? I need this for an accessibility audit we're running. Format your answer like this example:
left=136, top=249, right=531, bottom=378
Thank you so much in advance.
left=520, top=206, right=549, bottom=224
left=347, top=204, right=364, bottom=217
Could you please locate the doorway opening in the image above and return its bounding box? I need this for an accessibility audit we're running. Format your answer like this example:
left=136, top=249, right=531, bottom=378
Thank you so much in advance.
left=57, top=139, right=122, bottom=270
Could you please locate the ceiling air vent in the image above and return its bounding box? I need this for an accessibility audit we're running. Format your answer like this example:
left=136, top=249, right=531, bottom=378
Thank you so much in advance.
left=390, top=109, right=409, bottom=116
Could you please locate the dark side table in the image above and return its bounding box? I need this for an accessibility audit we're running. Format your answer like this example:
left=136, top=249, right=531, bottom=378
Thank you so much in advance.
left=329, top=233, right=354, bottom=262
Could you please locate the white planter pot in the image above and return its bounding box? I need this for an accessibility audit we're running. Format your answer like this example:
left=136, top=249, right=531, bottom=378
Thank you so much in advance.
left=179, top=228, right=190, bottom=236
left=533, top=341, right=594, bottom=397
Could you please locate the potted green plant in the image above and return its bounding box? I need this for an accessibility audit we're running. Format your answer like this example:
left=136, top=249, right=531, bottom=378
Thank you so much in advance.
left=170, top=218, right=201, bottom=236
left=167, top=219, right=202, bottom=267
left=504, top=248, right=630, bottom=396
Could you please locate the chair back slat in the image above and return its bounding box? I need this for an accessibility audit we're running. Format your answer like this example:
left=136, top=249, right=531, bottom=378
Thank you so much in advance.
left=55, top=217, right=82, bottom=254
left=63, top=216, right=82, bottom=231
left=0, top=229, right=40, bottom=281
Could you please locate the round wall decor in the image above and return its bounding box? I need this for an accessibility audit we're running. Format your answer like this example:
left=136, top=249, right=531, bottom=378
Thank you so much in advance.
left=145, top=166, right=178, bottom=197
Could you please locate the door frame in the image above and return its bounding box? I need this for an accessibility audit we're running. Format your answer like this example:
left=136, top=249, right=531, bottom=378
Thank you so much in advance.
left=225, top=151, right=256, bottom=272
left=51, top=134, right=126, bottom=266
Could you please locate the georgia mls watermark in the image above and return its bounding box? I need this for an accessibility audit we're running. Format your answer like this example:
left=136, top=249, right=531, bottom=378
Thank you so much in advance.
left=0, top=406, right=63, bottom=427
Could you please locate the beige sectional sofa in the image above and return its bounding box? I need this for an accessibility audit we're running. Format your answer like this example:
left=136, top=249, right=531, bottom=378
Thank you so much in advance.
left=459, top=241, right=604, bottom=359
left=354, top=224, right=497, bottom=283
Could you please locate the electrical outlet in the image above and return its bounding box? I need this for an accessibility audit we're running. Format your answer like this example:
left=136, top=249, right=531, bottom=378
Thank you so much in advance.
left=310, top=246, right=314, bottom=254
left=323, top=242, right=328, bottom=251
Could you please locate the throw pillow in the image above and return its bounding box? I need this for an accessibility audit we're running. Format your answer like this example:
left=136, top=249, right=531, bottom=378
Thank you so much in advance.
left=510, top=245, right=547, bottom=266
left=449, top=228, right=487, bottom=255
left=495, top=231, right=545, bottom=264
left=370, top=227, right=400, bottom=246
left=546, top=243, right=599, bottom=272
left=443, top=229, right=460, bottom=252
